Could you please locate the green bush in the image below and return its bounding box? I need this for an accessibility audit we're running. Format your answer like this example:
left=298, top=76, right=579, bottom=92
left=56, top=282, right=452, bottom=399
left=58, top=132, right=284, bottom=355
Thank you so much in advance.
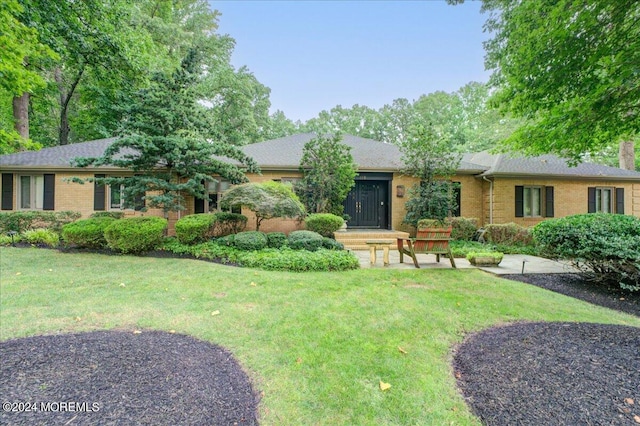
left=445, top=217, right=478, bottom=241
left=483, top=223, right=533, bottom=245
left=0, top=211, right=81, bottom=233
left=212, top=212, right=247, bottom=236
left=449, top=240, right=490, bottom=258
left=175, top=213, right=217, bottom=244
left=266, top=232, right=287, bottom=248
left=0, top=233, right=21, bottom=246
left=533, top=214, right=640, bottom=291
left=104, top=217, right=167, bottom=254
left=215, top=234, right=236, bottom=247
left=237, top=248, right=360, bottom=272
left=321, top=237, right=344, bottom=250
left=233, top=231, right=268, bottom=251
left=62, top=217, right=116, bottom=249
left=288, top=230, right=324, bottom=251
left=22, top=228, right=60, bottom=247
left=416, top=218, right=446, bottom=229
left=305, top=213, right=344, bottom=237
left=90, top=211, right=125, bottom=219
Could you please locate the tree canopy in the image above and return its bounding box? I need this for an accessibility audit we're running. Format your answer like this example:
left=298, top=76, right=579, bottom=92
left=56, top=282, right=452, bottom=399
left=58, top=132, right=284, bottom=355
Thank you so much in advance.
left=479, top=0, right=640, bottom=161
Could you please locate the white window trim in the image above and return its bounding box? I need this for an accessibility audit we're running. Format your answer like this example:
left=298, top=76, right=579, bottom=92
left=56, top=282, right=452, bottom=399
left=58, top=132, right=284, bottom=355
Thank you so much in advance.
left=594, top=187, right=614, bottom=213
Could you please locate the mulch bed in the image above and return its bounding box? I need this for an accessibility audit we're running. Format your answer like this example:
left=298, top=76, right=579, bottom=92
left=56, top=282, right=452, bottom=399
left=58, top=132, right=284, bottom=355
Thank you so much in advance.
left=453, top=322, right=640, bottom=425
left=502, top=273, right=640, bottom=317
left=0, top=330, right=259, bottom=426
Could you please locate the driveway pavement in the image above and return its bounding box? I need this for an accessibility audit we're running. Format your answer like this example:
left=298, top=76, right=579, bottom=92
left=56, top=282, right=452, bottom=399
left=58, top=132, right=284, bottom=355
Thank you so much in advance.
left=353, top=249, right=576, bottom=275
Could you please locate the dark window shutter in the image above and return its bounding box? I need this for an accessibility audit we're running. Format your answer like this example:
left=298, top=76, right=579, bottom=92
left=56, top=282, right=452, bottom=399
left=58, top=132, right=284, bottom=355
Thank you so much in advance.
left=515, top=186, right=524, bottom=217
left=43, top=174, right=55, bottom=211
left=615, top=188, right=624, bottom=214
left=134, top=193, right=145, bottom=211
left=1, top=173, right=13, bottom=210
left=544, top=186, right=554, bottom=217
left=194, top=197, right=205, bottom=214
left=94, top=174, right=106, bottom=211
left=453, top=183, right=461, bottom=217
left=587, top=187, right=596, bottom=213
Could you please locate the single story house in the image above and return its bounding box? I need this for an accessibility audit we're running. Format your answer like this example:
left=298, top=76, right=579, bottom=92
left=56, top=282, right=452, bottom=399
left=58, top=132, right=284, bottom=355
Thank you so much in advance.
left=1, top=133, right=639, bottom=235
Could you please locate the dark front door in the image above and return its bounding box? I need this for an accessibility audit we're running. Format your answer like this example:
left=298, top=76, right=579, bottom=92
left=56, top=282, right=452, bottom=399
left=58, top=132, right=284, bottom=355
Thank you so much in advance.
left=344, top=181, right=389, bottom=228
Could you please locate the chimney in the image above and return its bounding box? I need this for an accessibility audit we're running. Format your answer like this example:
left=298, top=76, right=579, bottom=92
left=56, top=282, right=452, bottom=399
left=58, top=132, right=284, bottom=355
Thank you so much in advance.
left=619, top=141, right=635, bottom=170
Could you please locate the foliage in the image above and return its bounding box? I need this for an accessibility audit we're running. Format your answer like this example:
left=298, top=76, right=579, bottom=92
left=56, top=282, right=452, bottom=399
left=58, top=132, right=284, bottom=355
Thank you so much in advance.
left=401, top=125, right=460, bottom=225
left=232, top=231, right=268, bottom=251
left=22, top=228, right=59, bottom=247
left=483, top=223, right=533, bottom=246
left=211, top=212, right=247, bottom=237
left=466, top=252, right=504, bottom=261
left=104, top=216, right=167, bottom=254
left=296, top=134, right=357, bottom=216
left=214, top=234, right=236, bottom=247
left=0, top=233, right=21, bottom=246
left=73, top=49, right=259, bottom=212
left=450, top=240, right=490, bottom=258
left=266, top=232, right=287, bottom=249
left=304, top=213, right=344, bottom=237
left=321, top=237, right=344, bottom=251
left=236, top=248, right=359, bottom=272
left=287, top=230, right=324, bottom=251
left=221, top=181, right=305, bottom=231
left=479, top=0, right=640, bottom=161
left=90, top=211, right=125, bottom=219
left=416, top=219, right=446, bottom=229
left=175, top=213, right=217, bottom=244
left=0, top=211, right=80, bottom=233
left=533, top=214, right=640, bottom=291
left=61, top=217, right=116, bottom=249
left=445, top=217, right=479, bottom=241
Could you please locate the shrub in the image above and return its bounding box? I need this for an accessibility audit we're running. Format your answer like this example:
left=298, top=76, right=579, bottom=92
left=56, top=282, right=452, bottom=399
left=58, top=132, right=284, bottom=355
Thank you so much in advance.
left=416, top=218, right=445, bottom=229
left=175, top=213, right=217, bottom=244
left=445, top=217, right=478, bottom=241
left=0, top=233, right=21, bottom=246
left=62, top=217, right=116, bottom=249
left=22, top=228, right=60, bottom=247
left=266, top=232, right=287, bottom=249
left=288, top=230, right=324, bottom=251
left=90, top=211, right=125, bottom=219
left=212, top=212, right=247, bottom=237
left=483, top=223, right=533, bottom=245
left=233, top=231, right=268, bottom=251
left=305, top=213, right=344, bottom=237
left=450, top=240, right=490, bottom=258
left=533, top=214, right=640, bottom=291
left=0, top=211, right=81, bottom=233
left=237, top=248, right=360, bottom=272
left=321, top=237, right=344, bottom=250
left=215, top=234, right=236, bottom=247
left=104, top=217, right=167, bottom=254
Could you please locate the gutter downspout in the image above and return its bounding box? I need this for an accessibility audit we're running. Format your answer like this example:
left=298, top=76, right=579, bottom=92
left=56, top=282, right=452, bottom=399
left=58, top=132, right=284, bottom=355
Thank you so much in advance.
left=482, top=176, right=493, bottom=225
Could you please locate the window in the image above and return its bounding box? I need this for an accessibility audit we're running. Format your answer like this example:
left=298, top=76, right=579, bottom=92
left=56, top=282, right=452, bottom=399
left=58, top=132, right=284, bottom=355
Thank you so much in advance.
left=588, top=187, right=624, bottom=214
left=515, top=185, right=554, bottom=218
left=108, top=180, right=144, bottom=211
left=17, top=174, right=55, bottom=211
left=195, top=180, right=238, bottom=213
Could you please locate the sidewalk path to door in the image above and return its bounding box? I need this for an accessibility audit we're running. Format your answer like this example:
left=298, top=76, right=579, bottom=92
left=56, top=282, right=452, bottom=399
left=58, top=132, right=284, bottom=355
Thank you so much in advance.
left=353, top=249, right=576, bottom=275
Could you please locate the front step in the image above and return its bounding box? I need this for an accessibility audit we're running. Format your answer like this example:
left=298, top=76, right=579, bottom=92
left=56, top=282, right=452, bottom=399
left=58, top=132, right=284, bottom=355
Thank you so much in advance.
left=334, top=230, right=409, bottom=251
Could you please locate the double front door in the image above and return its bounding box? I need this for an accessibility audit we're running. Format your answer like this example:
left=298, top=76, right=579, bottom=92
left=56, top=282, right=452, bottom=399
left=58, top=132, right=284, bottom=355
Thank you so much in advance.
left=344, top=181, right=389, bottom=228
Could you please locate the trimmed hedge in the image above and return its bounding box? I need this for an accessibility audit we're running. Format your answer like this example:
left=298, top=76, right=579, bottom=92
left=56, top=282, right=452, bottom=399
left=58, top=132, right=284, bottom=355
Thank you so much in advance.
left=104, top=217, right=167, bottom=254
left=305, top=213, right=344, bottom=237
left=0, top=211, right=81, bottom=233
left=288, top=230, right=324, bottom=251
left=266, top=232, right=287, bottom=249
left=175, top=214, right=217, bottom=244
left=62, top=217, right=116, bottom=249
left=90, top=211, right=125, bottom=219
left=321, top=237, right=344, bottom=250
left=533, top=213, right=640, bottom=291
left=483, top=223, right=533, bottom=245
left=445, top=217, right=478, bottom=241
left=233, top=231, right=268, bottom=251
left=212, top=212, right=247, bottom=236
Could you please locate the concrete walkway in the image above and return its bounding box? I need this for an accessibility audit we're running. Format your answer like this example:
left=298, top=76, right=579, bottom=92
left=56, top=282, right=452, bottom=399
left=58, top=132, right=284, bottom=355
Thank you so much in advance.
left=353, top=249, right=576, bottom=275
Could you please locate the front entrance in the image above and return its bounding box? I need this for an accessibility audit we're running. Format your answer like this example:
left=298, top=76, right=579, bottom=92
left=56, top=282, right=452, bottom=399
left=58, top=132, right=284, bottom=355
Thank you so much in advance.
left=344, top=178, right=390, bottom=229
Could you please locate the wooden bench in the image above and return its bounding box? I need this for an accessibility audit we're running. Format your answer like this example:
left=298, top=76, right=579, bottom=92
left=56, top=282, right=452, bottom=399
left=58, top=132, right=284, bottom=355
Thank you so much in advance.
left=397, top=227, right=456, bottom=268
left=365, top=240, right=394, bottom=266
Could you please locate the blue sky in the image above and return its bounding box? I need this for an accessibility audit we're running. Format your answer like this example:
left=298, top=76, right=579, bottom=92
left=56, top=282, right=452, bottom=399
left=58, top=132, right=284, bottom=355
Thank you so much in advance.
left=211, top=1, right=490, bottom=122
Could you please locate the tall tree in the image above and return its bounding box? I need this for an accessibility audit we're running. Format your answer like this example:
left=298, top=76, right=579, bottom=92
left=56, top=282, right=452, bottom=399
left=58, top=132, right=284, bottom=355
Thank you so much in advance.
left=296, top=134, right=357, bottom=216
left=74, top=49, right=259, bottom=212
left=477, top=0, right=640, bottom=161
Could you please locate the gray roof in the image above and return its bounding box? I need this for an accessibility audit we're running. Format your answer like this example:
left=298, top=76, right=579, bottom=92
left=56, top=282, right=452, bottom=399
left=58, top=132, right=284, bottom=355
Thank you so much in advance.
left=1, top=134, right=639, bottom=180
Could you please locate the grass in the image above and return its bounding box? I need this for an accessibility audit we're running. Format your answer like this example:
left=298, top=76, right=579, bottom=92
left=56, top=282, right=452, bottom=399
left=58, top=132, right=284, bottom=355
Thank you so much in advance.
left=1, top=247, right=638, bottom=425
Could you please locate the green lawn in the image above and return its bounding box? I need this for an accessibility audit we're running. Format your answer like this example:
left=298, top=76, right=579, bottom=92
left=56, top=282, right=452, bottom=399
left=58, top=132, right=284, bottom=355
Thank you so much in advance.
left=1, top=247, right=638, bottom=425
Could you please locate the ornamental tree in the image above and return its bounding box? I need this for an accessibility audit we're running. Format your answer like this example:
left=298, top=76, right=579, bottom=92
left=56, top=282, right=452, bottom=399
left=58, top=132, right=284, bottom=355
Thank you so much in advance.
left=73, top=48, right=259, bottom=212
left=220, top=181, right=306, bottom=231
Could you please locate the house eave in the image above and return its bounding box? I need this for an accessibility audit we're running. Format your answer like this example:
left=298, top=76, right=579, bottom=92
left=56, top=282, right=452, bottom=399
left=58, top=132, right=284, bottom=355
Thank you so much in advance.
left=481, top=172, right=640, bottom=181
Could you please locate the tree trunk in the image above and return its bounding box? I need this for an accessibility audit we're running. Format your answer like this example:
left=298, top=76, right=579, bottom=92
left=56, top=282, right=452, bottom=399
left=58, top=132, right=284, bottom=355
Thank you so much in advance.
left=12, top=93, right=29, bottom=141
left=619, top=141, right=635, bottom=171
left=55, top=66, right=84, bottom=146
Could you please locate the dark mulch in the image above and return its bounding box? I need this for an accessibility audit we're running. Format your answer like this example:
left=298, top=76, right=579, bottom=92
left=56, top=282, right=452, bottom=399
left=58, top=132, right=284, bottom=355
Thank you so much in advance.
left=0, top=330, right=259, bottom=426
left=502, top=273, right=640, bottom=317
left=454, top=322, right=640, bottom=425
